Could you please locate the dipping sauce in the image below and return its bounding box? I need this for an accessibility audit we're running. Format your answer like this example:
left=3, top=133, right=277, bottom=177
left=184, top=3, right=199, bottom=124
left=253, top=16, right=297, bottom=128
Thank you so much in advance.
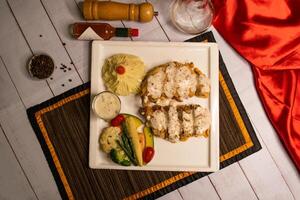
left=92, top=91, right=121, bottom=120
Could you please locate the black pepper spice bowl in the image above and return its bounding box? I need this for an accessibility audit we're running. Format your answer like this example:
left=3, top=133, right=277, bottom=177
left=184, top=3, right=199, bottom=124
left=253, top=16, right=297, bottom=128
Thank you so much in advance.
left=28, top=54, right=54, bottom=79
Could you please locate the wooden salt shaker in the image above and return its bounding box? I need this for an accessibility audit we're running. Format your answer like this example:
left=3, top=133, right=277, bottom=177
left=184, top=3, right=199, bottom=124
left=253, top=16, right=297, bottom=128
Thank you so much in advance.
left=82, top=1, right=158, bottom=22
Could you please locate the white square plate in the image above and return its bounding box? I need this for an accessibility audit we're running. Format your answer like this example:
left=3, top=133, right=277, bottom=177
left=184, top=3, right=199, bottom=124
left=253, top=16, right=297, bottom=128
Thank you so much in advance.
left=89, top=41, right=219, bottom=172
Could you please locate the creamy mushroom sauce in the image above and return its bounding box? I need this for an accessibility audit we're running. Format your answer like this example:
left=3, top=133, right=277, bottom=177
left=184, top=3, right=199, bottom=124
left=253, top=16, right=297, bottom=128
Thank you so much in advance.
left=147, top=70, right=165, bottom=99
left=164, top=62, right=176, bottom=98
left=182, top=108, right=194, bottom=137
left=175, top=66, right=197, bottom=99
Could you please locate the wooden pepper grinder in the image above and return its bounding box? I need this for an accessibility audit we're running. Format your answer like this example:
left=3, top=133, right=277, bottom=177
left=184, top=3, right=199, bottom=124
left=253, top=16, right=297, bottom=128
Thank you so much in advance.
left=83, top=1, right=158, bottom=22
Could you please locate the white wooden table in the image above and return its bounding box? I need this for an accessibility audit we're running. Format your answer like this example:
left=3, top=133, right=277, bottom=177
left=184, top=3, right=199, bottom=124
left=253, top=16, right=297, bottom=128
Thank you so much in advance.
left=0, top=0, right=299, bottom=199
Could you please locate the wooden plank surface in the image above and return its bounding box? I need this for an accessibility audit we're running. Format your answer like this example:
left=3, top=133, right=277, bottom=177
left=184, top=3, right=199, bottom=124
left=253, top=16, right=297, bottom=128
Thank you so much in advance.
left=0, top=110, right=37, bottom=200
left=178, top=177, right=221, bottom=200
left=0, top=58, right=61, bottom=200
left=0, top=1, right=61, bottom=199
left=209, top=164, right=258, bottom=200
left=7, top=0, right=83, bottom=95
left=0, top=0, right=52, bottom=107
left=157, top=190, right=183, bottom=200
left=0, top=0, right=299, bottom=199
left=148, top=0, right=193, bottom=42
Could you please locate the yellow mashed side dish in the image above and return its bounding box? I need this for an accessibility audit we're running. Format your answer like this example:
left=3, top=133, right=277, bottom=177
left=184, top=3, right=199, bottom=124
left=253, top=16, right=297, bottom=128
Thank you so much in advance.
left=102, top=54, right=145, bottom=96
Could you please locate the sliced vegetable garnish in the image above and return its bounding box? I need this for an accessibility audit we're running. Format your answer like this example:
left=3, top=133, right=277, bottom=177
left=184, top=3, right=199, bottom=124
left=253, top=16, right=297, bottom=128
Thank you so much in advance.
left=116, top=140, right=137, bottom=166
left=111, top=114, right=125, bottom=127
left=143, top=147, right=155, bottom=163
left=99, top=113, right=155, bottom=167
left=121, top=122, right=134, bottom=157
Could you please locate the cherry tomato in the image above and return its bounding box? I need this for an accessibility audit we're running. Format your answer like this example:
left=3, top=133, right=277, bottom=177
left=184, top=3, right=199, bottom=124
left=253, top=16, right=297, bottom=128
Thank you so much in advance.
left=111, top=114, right=125, bottom=127
left=143, top=147, right=155, bottom=163
left=116, top=65, right=125, bottom=75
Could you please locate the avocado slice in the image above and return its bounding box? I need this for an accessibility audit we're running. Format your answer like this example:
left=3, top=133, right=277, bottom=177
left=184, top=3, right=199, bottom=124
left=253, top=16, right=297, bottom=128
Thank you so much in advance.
left=143, top=126, right=154, bottom=148
left=124, top=116, right=144, bottom=166
left=138, top=132, right=146, bottom=151
left=123, top=114, right=143, bottom=125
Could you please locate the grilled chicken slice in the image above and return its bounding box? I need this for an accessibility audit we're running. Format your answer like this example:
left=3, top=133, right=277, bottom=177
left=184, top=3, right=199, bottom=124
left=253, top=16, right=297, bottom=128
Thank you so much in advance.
left=181, top=105, right=194, bottom=140
left=141, top=106, right=168, bottom=139
left=167, top=105, right=181, bottom=143
left=194, top=105, right=211, bottom=137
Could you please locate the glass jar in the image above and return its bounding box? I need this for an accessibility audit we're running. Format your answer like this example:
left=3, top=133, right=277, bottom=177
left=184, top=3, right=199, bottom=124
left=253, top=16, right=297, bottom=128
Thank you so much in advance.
left=170, top=0, right=214, bottom=34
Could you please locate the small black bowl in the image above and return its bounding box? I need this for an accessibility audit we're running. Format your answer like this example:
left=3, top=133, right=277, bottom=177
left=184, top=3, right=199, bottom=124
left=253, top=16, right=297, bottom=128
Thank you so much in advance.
left=28, top=54, right=54, bottom=79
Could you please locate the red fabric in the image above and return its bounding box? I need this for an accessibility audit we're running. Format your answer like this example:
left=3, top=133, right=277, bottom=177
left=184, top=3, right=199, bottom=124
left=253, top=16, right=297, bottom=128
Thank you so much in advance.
left=212, top=0, right=300, bottom=170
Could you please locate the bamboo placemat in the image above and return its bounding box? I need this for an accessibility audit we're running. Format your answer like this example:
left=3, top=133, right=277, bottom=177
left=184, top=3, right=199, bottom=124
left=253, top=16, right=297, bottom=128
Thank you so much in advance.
left=27, top=32, right=261, bottom=200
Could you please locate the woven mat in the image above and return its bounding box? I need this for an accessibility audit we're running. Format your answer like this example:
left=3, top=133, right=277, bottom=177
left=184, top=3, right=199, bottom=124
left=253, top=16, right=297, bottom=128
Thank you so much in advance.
left=27, top=32, right=261, bottom=200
